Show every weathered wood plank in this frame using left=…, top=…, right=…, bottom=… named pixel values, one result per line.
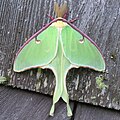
left=0, top=0, right=120, bottom=114
left=74, top=103, right=120, bottom=120
left=0, top=86, right=73, bottom=120
left=0, top=86, right=120, bottom=120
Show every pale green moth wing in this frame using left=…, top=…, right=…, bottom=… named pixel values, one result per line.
left=14, top=26, right=58, bottom=72
left=61, top=25, right=105, bottom=71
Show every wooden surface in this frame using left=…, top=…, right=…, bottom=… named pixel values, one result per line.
left=0, top=0, right=120, bottom=119
left=0, top=85, right=120, bottom=120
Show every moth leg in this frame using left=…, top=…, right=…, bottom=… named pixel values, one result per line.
left=69, top=17, right=79, bottom=23
left=47, top=14, right=54, bottom=20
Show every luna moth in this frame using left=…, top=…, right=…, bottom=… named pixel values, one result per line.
left=13, top=1, right=105, bottom=116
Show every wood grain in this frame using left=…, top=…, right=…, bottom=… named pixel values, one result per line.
left=0, top=86, right=120, bottom=120
left=0, top=86, right=73, bottom=120
left=0, top=0, right=120, bottom=118
left=74, top=102, right=120, bottom=120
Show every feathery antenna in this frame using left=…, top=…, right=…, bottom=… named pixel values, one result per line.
left=54, top=1, right=68, bottom=18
